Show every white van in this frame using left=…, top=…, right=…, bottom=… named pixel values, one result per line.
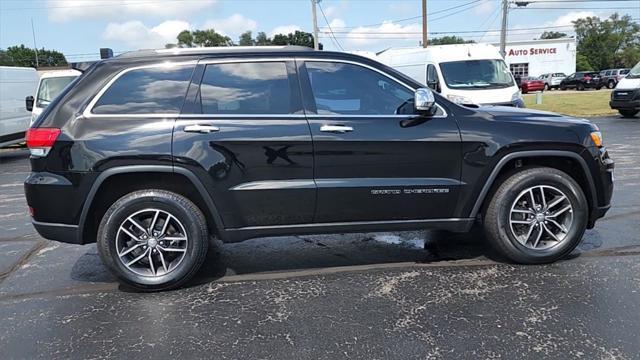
left=610, top=61, right=640, bottom=118
left=377, top=44, right=523, bottom=107
left=28, top=69, right=81, bottom=125
left=0, top=66, right=39, bottom=147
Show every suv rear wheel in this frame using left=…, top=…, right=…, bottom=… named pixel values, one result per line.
left=483, top=167, right=587, bottom=264
left=97, top=189, right=209, bottom=291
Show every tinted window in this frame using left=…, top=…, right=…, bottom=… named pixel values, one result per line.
left=305, top=61, right=414, bottom=115
left=620, top=69, right=629, bottom=75
left=92, top=65, right=193, bottom=114
left=199, top=62, right=291, bottom=114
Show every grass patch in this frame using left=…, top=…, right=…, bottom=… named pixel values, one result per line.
left=523, top=90, right=616, bottom=117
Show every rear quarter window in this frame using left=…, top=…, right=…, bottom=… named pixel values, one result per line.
left=91, top=64, right=194, bottom=115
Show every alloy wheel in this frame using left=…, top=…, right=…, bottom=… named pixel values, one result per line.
left=115, top=208, right=188, bottom=277
left=509, top=185, right=573, bottom=250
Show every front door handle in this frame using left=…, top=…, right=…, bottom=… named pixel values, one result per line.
left=184, top=124, right=220, bottom=134
left=320, top=124, right=354, bottom=133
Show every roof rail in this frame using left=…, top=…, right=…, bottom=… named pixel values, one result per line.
left=116, top=45, right=314, bottom=58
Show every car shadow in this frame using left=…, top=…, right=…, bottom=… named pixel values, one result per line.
left=0, top=147, right=29, bottom=164
left=69, top=229, right=494, bottom=290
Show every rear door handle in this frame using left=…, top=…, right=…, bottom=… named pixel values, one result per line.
left=184, top=124, right=220, bottom=134
left=320, top=124, right=354, bottom=133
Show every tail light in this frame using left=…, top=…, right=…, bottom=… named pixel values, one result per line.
left=584, top=76, right=591, bottom=81
left=26, top=128, right=61, bottom=157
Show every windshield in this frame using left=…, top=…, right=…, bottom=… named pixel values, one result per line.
left=439, top=59, right=514, bottom=90
left=36, top=76, right=77, bottom=108
left=627, top=62, right=640, bottom=79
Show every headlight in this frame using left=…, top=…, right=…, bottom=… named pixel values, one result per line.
left=511, top=90, right=522, bottom=102
left=447, top=94, right=475, bottom=105
left=590, top=131, right=603, bottom=148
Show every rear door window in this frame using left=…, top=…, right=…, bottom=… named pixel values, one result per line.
left=91, top=65, right=194, bottom=115
left=197, top=62, right=292, bottom=114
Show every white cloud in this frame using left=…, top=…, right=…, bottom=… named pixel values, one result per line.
left=474, top=0, right=495, bottom=15
left=102, top=20, right=190, bottom=49
left=202, top=14, right=257, bottom=39
left=344, top=21, right=422, bottom=47
left=549, top=11, right=598, bottom=27
left=49, top=0, right=216, bottom=22
left=329, top=18, right=346, bottom=29
left=270, top=25, right=301, bottom=37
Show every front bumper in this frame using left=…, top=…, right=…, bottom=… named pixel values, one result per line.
left=609, top=99, right=640, bottom=110
left=587, top=147, right=614, bottom=228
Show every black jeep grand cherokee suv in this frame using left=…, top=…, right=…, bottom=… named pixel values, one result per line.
left=25, top=46, right=614, bottom=290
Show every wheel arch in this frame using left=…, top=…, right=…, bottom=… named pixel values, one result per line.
left=78, top=165, right=225, bottom=244
left=469, top=150, right=597, bottom=221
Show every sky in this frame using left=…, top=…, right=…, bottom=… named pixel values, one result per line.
left=0, top=0, right=638, bottom=62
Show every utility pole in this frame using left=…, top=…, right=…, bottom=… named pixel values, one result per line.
left=31, top=18, right=39, bottom=68
left=422, top=0, right=428, bottom=48
left=311, top=0, right=319, bottom=50
left=499, top=0, right=509, bottom=58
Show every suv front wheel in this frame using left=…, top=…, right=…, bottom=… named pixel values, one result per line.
left=483, top=167, right=587, bottom=264
left=97, top=190, right=209, bottom=291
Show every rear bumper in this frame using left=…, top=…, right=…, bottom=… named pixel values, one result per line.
left=609, top=100, right=640, bottom=110
left=32, top=220, right=81, bottom=244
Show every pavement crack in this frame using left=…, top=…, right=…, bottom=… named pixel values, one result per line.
left=0, top=239, right=48, bottom=284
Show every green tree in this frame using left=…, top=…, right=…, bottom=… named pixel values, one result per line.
left=429, top=36, right=474, bottom=45
left=574, top=13, right=640, bottom=70
left=238, top=31, right=255, bottom=46
left=255, top=32, right=271, bottom=45
left=576, top=53, right=594, bottom=71
left=539, top=31, right=567, bottom=40
left=176, top=30, right=194, bottom=48
left=0, top=44, right=67, bottom=67
left=270, top=31, right=316, bottom=48
left=167, top=29, right=233, bottom=48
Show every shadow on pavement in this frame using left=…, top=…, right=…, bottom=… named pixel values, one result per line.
left=0, top=148, right=29, bottom=164
left=68, top=229, right=494, bottom=290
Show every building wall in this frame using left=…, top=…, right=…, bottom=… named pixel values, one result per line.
left=496, top=38, right=577, bottom=78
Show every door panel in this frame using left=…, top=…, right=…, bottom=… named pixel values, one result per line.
left=300, top=60, right=462, bottom=223
left=173, top=60, right=315, bottom=228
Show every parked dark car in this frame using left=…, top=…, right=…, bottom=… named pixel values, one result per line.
left=24, top=46, right=614, bottom=291
left=600, top=68, right=630, bottom=89
left=560, top=72, right=603, bottom=91
left=519, top=77, right=545, bottom=94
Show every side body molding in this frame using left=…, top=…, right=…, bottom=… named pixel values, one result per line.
left=469, top=150, right=598, bottom=218
left=78, top=165, right=225, bottom=242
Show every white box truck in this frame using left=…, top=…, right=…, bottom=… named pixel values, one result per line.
left=0, top=66, right=39, bottom=147
left=377, top=43, right=524, bottom=107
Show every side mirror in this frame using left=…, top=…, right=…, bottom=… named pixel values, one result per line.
left=414, top=88, right=435, bottom=112
left=25, top=96, right=34, bottom=112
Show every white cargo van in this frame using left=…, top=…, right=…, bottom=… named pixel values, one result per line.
left=29, top=69, right=81, bottom=125
left=377, top=44, right=523, bottom=107
left=610, top=61, right=640, bottom=118
left=0, top=66, right=39, bottom=147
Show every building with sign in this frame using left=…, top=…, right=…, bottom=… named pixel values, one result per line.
left=493, top=38, right=577, bottom=79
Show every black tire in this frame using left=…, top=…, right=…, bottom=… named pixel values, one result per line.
left=560, top=85, right=567, bottom=91
left=544, top=83, right=550, bottom=91
left=97, top=189, right=209, bottom=291
left=483, top=167, right=588, bottom=264
left=607, top=80, right=615, bottom=89
left=595, top=86, right=602, bottom=91
left=619, top=109, right=639, bottom=118
left=577, top=83, right=585, bottom=91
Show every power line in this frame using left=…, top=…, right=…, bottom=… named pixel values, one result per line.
left=319, top=0, right=484, bottom=30
left=317, top=1, right=344, bottom=51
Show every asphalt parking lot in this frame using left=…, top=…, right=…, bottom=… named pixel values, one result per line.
left=1, top=115, right=639, bottom=359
